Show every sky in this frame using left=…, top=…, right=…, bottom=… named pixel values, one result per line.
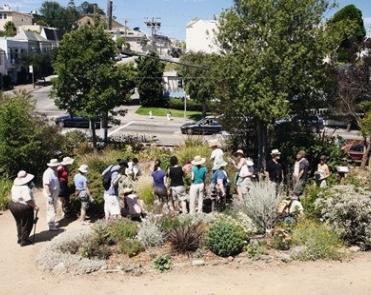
left=8, top=0, right=371, bottom=39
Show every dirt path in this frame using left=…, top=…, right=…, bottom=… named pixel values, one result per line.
left=1, top=191, right=371, bottom=295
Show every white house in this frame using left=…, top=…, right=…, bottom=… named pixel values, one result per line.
left=186, top=19, right=220, bottom=54
left=0, top=5, right=33, bottom=31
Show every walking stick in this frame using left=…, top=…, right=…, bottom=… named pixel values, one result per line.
left=32, top=209, right=39, bottom=244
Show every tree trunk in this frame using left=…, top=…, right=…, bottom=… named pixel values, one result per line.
left=103, top=113, right=109, bottom=145
left=90, top=119, right=98, bottom=152
left=360, top=136, right=370, bottom=170
left=202, top=101, right=207, bottom=117
left=256, top=119, right=268, bottom=173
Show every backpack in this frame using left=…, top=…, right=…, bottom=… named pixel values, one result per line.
left=102, top=165, right=114, bottom=191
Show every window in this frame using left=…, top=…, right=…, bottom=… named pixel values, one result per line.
left=3, top=14, right=7, bottom=19
left=0, top=14, right=2, bottom=19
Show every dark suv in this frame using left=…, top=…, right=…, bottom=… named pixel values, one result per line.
left=181, top=116, right=223, bottom=135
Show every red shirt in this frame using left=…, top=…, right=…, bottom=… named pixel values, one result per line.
left=57, top=165, right=69, bottom=184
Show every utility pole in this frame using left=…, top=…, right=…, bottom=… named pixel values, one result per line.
left=107, top=0, right=113, bottom=30
left=145, top=17, right=161, bottom=53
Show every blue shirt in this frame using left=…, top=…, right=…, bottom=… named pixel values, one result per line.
left=74, top=173, right=87, bottom=191
left=212, top=169, right=228, bottom=187
left=152, top=169, right=166, bottom=188
left=192, top=166, right=208, bottom=184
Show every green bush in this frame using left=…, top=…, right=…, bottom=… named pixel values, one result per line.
left=118, top=239, right=144, bottom=257
left=108, top=219, right=139, bottom=243
left=174, top=141, right=210, bottom=167
left=79, top=237, right=111, bottom=259
left=158, top=215, right=183, bottom=235
left=207, top=219, right=247, bottom=257
left=0, top=91, right=66, bottom=177
left=301, top=184, right=327, bottom=218
left=292, top=219, right=343, bottom=261
left=168, top=98, right=203, bottom=111
left=169, top=222, right=205, bottom=253
left=0, top=178, right=12, bottom=210
left=245, top=242, right=267, bottom=258
left=62, top=131, right=91, bottom=156
left=153, top=255, right=172, bottom=272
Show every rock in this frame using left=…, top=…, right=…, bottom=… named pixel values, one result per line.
left=228, top=256, right=234, bottom=262
left=53, top=262, right=66, bottom=275
left=192, top=259, right=205, bottom=267
left=290, top=246, right=306, bottom=258
left=279, top=253, right=292, bottom=263
left=349, top=246, right=361, bottom=253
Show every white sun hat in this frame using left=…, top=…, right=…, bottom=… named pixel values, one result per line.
left=47, top=159, right=60, bottom=168
left=14, top=170, right=35, bottom=186
left=191, top=155, right=206, bottom=166
left=61, top=157, right=74, bottom=166
left=271, top=149, right=281, bottom=155
left=78, top=164, right=89, bottom=174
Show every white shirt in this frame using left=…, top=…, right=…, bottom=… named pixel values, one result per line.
left=11, top=185, right=33, bottom=205
left=43, top=167, right=60, bottom=192
left=211, top=148, right=224, bottom=165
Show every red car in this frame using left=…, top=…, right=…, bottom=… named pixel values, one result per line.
left=343, top=142, right=370, bottom=164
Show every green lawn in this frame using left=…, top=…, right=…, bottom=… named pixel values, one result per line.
left=136, top=106, right=202, bottom=120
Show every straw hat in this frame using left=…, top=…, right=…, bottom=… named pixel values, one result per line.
left=14, top=170, right=34, bottom=186
left=78, top=164, right=89, bottom=174
left=47, top=159, right=60, bottom=168
left=61, top=157, right=74, bottom=166
left=191, top=155, right=206, bottom=166
left=234, top=149, right=245, bottom=157
left=123, top=187, right=134, bottom=194
left=271, top=149, right=281, bottom=155
left=213, top=160, right=228, bottom=171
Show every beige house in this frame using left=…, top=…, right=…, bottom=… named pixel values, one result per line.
left=0, top=5, right=32, bottom=31
left=77, top=15, right=123, bottom=29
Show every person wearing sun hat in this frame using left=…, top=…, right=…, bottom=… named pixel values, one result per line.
left=209, top=139, right=224, bottom=170
left=266, top=149, right=284, bottom=195
left=57, top=157, right=74, bottom=218
left=189, top=155, right=208, bottom=214
left=74, top=164, right=91, bottom=224
left=43, top=159, right=61, bottom=231
left=9, top=170, right=38, bottom=246
left=211, top=159, right=229, bottom=199
left=230, top=149, right=253, bottom=200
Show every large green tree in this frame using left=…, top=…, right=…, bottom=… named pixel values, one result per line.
left=178, top=52, right=218, bottom=114
left=52, top=26, right=136, bottom=147
left=329, top=4, right=366, bottom=62
left=136, top=52, right=165, bottom=107
left=216, top=0, right=342, bottom=169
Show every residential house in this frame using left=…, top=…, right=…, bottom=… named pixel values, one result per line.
left=109, top=27, right=149, bottom=53
left=19, top=25, right=62, bottom=49
left=186, top=18, right=220, bottom=54
left=77, top=15, right=123, bottom=29
left=0, top=5, right=33, bottom=31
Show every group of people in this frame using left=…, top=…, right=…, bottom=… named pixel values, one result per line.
left=8, top=139, right=332, bottom=247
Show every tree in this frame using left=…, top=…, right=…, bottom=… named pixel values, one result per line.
left=20, top=50, right=55, bottom=81
left=361, top=112, right=371, bottom=169
left=78, top=1, right=105, bottom=15
left=52, top=26, right=136, bottom=148
left=39, top=1, right=79, bottom=32
left=136, top=52, right=165, bottom=107
left=3, top=21, right=16, bottom=37
left=329, top=5, right=366, bottom=62
left=116, top=36, right=125, bottom=52
left=0, top=91, right=64, bottom=177
left=178, top=52, right=218, bottom=114
left=216, top=0, right=342, bottom=170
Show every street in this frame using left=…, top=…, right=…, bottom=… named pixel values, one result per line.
left=32, top=85, right=188, bottom=146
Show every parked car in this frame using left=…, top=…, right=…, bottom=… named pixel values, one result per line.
left=181, top=116, right=223, bottom=135
left=276, top=115, right=324, bottom=132
left=346, top=143, right=370, bottom=164
left=55, top=115, right=101, bottom=129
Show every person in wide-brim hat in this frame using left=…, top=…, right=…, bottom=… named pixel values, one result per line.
left=271, top=149, right=281, bottom=156
left=234, top=149, right=245, bottom=157
left=191, top=155, right=206, bottom=166
left=208, top=139, right=221, bottom=148
left=78, top=164, right=89, bottom=174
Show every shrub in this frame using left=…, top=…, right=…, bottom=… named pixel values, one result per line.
left=168, top=98, right=203, bottom=111
left=168, top=222, right=205, bottom=253
left=158, top=215, right=183, bottom=235
left=135, top=176, right=154, bottom=206
left=118, top=239, right=144, bottom=257
left=108, top=219, right=139, bottom=243
left=0, top=178, right=12, bottom=210
left=137, top=218, right=165, bottom=248
left=62, top=131, right=91, bottom=155
left=207, top=219, right=247, bottom=257
left=245, top=242, right=267, bottom=258
left=301, top=184, right=326, bottom=218
left=316, top=185, right=371, bottom=250
left=174, top=141, right=210, bottom=167
left=0, top=91, right=66, bottom=177
left=270, top=225, right=292, bottom=251
left=91, top=220, right=113, bottom=245
left=291, top=219, right=343, bottom=261
left=153, top=255, right=172, bottom=272
left=236, top=182, right=283, bottom=233
left=79, top=237, right=111, bottom=260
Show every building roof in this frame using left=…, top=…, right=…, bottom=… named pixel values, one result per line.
left=12, top=30, right=48, bottom=42
left=77, top=15, right=124, bottom=29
